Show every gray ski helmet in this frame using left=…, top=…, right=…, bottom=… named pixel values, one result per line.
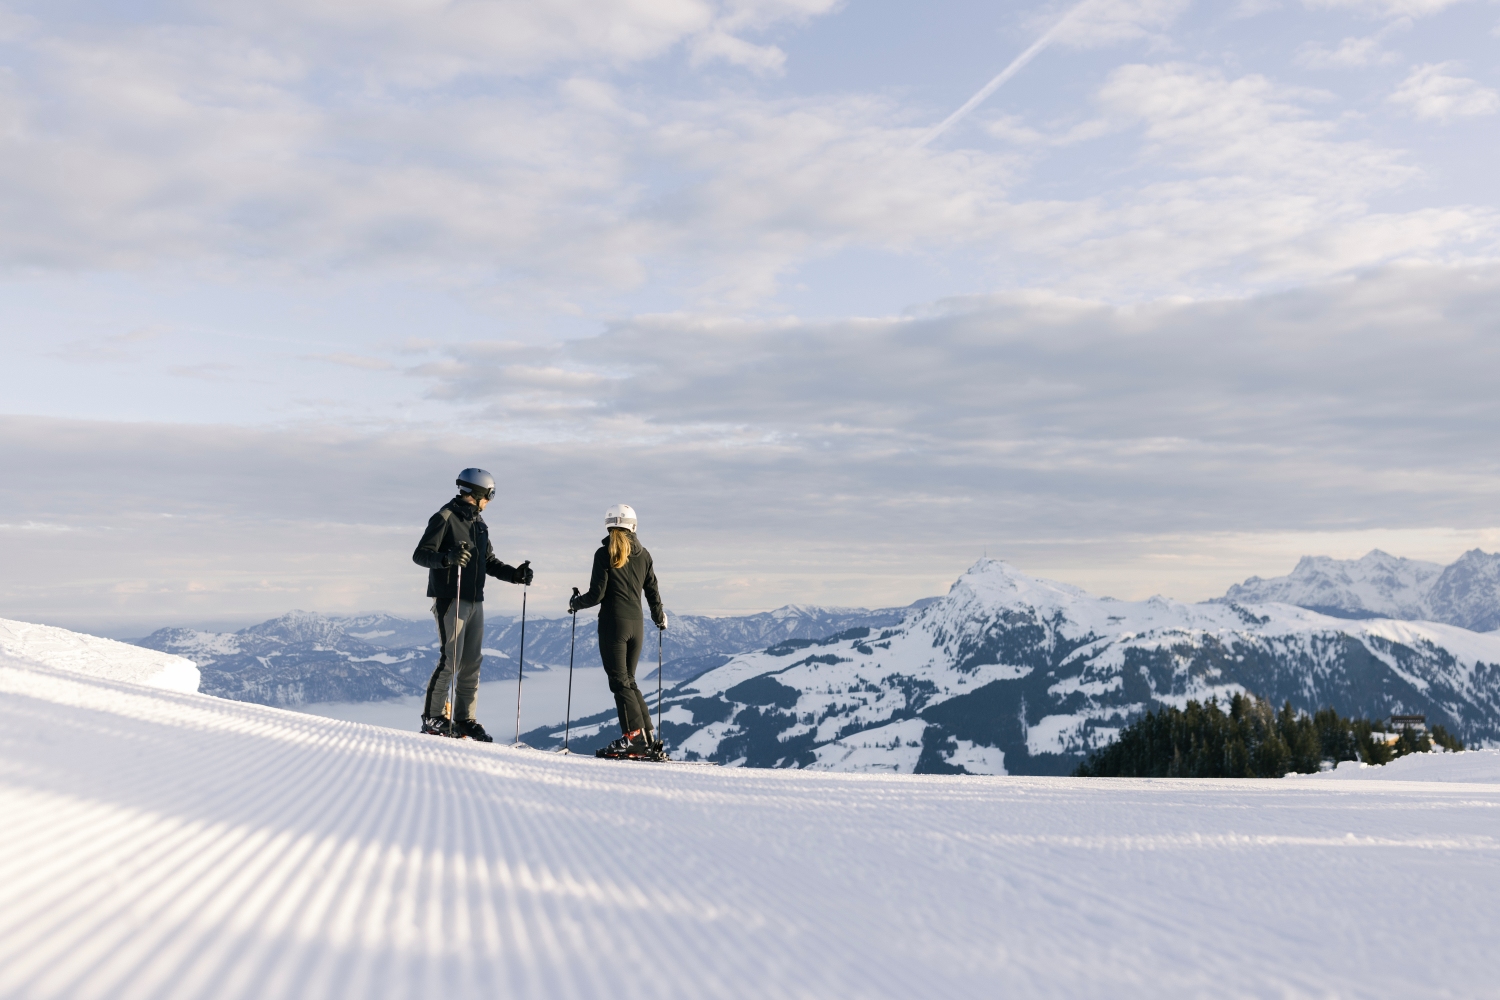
left=455, top=468, right=496, bottom=501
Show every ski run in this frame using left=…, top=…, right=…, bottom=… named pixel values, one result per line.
left=3, top=618, right=1499, bottom=999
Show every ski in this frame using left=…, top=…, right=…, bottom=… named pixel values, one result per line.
left=590, top=743, right=723, bottom=765
left=594, top=744, right=670, bottom=763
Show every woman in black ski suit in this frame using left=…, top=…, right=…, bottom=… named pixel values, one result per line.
left=569, top=504, right=666, bottom=756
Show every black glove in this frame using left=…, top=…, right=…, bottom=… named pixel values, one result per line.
left=511, top=560, right=533, bottom=586
left=446, top=543, right=473, bottom=569
left=656, top=613, right=668, bottom=631
left=567, top=587, right=580, bottom=614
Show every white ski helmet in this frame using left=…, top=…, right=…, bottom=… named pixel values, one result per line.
left=605, top=503, right=637, bottom=532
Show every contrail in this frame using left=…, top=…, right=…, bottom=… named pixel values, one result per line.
left=915, top=0, right=1095, bottom=149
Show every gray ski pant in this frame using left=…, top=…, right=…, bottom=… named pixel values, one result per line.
left=425, top=598, right=484, bottom=721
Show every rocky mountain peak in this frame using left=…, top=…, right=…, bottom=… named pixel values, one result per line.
left=239, top=610, right=349, bottom=647
left=1427, top=549, right=1500, bottom=632
left=1223, top=549, right=1443, bottom=620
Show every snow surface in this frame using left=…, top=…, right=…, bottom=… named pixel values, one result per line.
left=3, top=626, right=1500, bottom=999
left=0, top=617, right=198, bottom=693
left=1299, top=749, right=1500, bottom=783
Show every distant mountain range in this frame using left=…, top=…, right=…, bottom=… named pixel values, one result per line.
left=131, top=600, right=938, bottom=707
left=132, top=611, right=440, bottom=706
left=126, top=548, right=1500, bottom=775
left=1220, top=548, right=1500, bottom=631
left=524, top=560, right=1500, bottom=773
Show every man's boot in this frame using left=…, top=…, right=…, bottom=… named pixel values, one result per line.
left=421, top=715, right=456, bottom=737
left=453, top=719, right=494, bottom=743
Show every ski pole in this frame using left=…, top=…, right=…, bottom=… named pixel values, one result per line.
left=563, top=587, right=579, bottom=751
left=513, top=586, right=528, bottom=745
left=656, top=626, right=663, bottom=747
left=447, top=542, right=466, bottom=737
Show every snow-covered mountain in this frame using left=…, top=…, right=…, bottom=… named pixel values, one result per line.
left=529, top=560, right=1500, bottom=773
left=133, top=610, right=438, bottom=706
left=1221, top=548, right=1500, bottom=630
left=1222, top=550, right=1442, bottom=619
left=487, top=599, right=936, bottom=683
left=1427, top=549, right=1500, bottom=632
left=131, top=601, right=937, bottom=707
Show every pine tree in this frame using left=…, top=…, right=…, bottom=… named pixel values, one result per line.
left=1431, top=724, right=1465, bottom=752
left=1074, top=695, right=1465, bottom=778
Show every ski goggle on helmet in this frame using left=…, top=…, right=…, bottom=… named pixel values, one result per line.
left=605, top=504, right=637, bottom=532
left=456, top=468, right=496, bottom=501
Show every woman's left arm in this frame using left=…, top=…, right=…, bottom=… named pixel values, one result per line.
left=644, top=554, right=665, bottom=629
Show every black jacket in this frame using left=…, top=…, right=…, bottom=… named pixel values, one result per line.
left=573, top=535, right=664, bottom=627
left=412, top=498, right=520, bottom=601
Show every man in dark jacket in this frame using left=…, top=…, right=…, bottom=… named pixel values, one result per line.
left=412, top=468, right=533, bottom=740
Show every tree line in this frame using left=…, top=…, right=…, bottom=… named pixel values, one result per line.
left=1074, top=693, right=1465, bottom=779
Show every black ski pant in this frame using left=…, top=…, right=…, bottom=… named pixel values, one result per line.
left=598, top=615, right=651, bottom=736
left=425, top=598, right=484, bottom=721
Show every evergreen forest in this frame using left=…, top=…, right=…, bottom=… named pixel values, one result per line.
left=1074, top=694, right=1465, bottom=778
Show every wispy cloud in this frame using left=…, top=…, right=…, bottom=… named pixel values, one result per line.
left=303, top=353, right=395, bottom=371
left=49, top=329, right=162, bottom=363
left=1390, top=62, right=1500, bottom=121
left=917, top=0, right=1191, bottom=149
left=1296, top=32, right=1404, bottom=68
left=167, top=363, right=237, bottom=381
left=1303, top=0, right=1475, bottom=17
left=0, top=1, right=1492, bottom=311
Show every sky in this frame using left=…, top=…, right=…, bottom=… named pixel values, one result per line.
left=2, top=0, right=1498, bottom=635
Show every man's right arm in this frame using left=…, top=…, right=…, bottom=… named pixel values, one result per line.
left=412, top=511, right=452, bottom=569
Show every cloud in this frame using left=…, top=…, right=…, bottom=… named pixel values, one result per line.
left=6, top=263, right=1499, bottom=627
left=688, top=31, right=788, bottom=74
left=407, top=266, right=1500, bottom=535
left=168, top=362, right=237, bottom=380
left=1295, top=33, right=1402, bottom=68
left=1049, top=0, right=1194, bottom=48
left=416, top=265, right=1500, bottom=480
left=1302, top=0, right=1474, bottom=17
left=689, top=0, right=842, bottom=73
left=1050, top=63, right=1496, bottom=289
left=304, top=353, right=396, bottom=371
left=194, top=0, right=836, bottom=83
left=1390, top=62, right=1500, bottom=121
left=0, top=3, right=1492, bottom=313
left=1098, top=64, right=1399, bottom=186
left=49, top=328, right=162, bottom=363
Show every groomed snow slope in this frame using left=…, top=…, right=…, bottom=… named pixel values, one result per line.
left=0, top=617, right=198, bottom=693
left=3, top=637, right=1500, bottom=999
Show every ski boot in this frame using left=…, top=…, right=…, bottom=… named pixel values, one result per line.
left=420, top=715, right=459, bottom=738
left=596, top=731, right=650, bottom=759
left=452, top=719, right=494, bottom=743
left=596, top=731, right=668, bottom=761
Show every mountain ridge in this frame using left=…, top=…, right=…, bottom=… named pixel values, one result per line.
left=1220, top=548, right=1500, bottom=631
left=527, top=559, right=1500, bottom=773
left=131, top=599, right=939, bottom=707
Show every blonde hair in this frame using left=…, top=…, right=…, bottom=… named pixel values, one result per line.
left=608, top=527, right=634, bottom=569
